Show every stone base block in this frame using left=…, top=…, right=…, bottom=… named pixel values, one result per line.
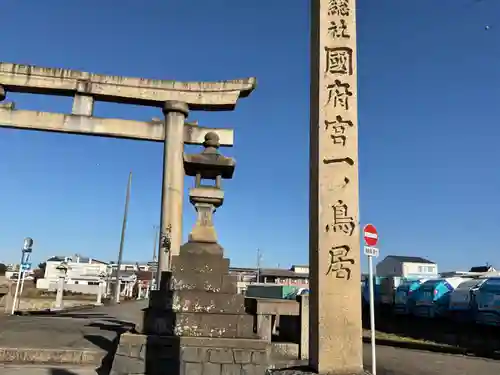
left=174, top=312, right=255, bottom=338
left=111, top=332, right=270, bottom=375
left=171, top=251, right=229, bottom=275
left=172, top=290, right=246, bottom=314
left=172, top=272, right=237, bottom=294
left=140, top=308, right=256, bottom=339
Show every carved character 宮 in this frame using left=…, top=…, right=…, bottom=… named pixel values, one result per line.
left=325, top=115, right=353, bottom=146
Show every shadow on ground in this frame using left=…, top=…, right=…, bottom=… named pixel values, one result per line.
left=84, top=320, right=136, bottom=374
left=363, top=305, right=500, bottom=358
left=49, top=370, right=85, bottom=375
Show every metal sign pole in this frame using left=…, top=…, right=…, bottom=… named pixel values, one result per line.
left=11, top=263, right=23, bottom=315
left=368, top=254, right=377, bottom=375
left=363, top=223, right=379, bottom=375
left=17, top=253, right=31, bottom=311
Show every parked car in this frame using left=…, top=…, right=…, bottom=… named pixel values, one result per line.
left=412, top=277, right=467, bottom=318
left=448, top=278, right=485, bottom=322
left=476, top=277, right=500, bottom=326
left=394, top=278, right=428, bottom=315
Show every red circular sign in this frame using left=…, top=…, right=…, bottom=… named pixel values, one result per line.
left=363, top=224, right=378, bottom=247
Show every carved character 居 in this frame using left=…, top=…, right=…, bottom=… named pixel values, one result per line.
left=326, top=245, right=355, bottom=279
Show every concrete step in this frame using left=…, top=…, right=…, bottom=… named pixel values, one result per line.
left=0, top=364, right=99, bottom=374
left=0, top=348, right=107, bottom=366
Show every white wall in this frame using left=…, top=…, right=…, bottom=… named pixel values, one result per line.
left=44, top=260, right=107, bottom=280
left=292, top=266, right=309, bottom=274
left=108, top=263, right=150, bottom=272
left=403, top=262, right=438, bottom=277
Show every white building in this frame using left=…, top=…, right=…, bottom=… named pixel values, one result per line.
left=108, top=262, right=150, bottom=272
left=376, top=255, right=438, bottom=279
left=37, top=255, right=152, bottom=296
left=37, top=255, right=109, bottom=294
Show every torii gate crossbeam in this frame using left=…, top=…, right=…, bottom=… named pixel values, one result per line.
left=0, top=63, right=256, bottom=280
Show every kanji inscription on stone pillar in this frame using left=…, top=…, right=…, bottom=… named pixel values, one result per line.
left=309, top=0, right=363, bottom=373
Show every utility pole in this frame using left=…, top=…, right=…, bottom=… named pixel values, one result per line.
left=256, top=249, right=263, bottom=283
left=114, top=171, right=132, bottom=304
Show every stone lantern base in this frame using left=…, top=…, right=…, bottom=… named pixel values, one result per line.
left=111, top=241, right=270, bottom=375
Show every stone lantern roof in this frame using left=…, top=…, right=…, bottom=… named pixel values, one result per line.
left=183, top=132, right=235, bottom=181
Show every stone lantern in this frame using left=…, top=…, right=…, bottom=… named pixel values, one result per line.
left=54, top=261, right=69, bottom=310
left=117, top=132, right=269, bottom=375
left=142, top=132, right=255, bottom=336
left=182, top=131, right=235, bottom=252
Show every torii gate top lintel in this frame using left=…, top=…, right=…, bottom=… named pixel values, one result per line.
left=0, top=62, right=257, bottom=110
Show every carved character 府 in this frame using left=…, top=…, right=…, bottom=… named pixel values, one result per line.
left=326, top=80, right=353, bottom=110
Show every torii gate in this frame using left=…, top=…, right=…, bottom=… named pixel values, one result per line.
left=1, top=0, right=364, bottom=371
left=0, top=63, right=256, bottom=281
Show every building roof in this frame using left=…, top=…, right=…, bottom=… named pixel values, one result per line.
left=259, top=268, right=309, bottom=278
left=469, top=266, right=495, bottom=273
left=385, top=255, right=435, bottom=264
left=229, top=267, right=257, bottom=273
left=46, top=255, right=108, bottom=264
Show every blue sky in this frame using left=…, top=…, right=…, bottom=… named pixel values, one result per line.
left=1, top=0, right=499, bottom=272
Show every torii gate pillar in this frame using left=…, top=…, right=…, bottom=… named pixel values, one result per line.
left=158, top=100, right=189, bottom=273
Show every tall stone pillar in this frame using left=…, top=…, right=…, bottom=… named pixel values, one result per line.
left=157, top=100, right=189, bottom=281
left=310, top=0, right=363, bottom=374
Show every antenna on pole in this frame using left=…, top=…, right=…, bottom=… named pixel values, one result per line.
left=256, top=249, right=263, bottom=283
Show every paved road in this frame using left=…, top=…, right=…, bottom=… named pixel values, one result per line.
left=2, top=301, right=500, bottom=374
left=366, top=345, right=500, bottom=375
left=4, top=348, right=500, bottom=375
left=0, top=300, right=147, bottom=351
